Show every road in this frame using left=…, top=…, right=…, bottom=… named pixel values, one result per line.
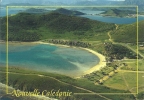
left=107, top=24, right=144, bottom=58
left=0, top=71, right=111, bottom=100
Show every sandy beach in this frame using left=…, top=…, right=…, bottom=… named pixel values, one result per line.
left=81, top=48, right=106, bottom=75
left=0, top=41, right=106, bottom=76
left=33, top=41, right=71, bottom=48
left=33, top=41, right=106, bottom=75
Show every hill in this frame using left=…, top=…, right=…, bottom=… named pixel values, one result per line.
left=24, top=8, right=50, bottom=13
left=101, top=9, right=136, bottom=17
left=0, top=66, right=135, bottom=100
left=52, top=8, right=85, bottom=15
left=111, top=20, right=144, bottom=43
left=0, top=12, right=115, bottom=41
left=23, top=8, right=85, bottom=15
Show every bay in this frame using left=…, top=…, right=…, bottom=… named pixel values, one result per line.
left=0, top=8, right=26, bottom=17
left=77, top=10, right=144, bottom=24
left=0, top=43, right=99, bottom=76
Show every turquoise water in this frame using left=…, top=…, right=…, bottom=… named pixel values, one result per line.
left=0, top=43, right=99, bottom=76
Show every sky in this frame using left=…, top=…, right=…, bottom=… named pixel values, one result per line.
left=108, top=0, right=125, bottom=1
left=0, top=0, right=125, bottom=5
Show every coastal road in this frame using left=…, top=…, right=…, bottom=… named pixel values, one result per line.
left=118, top=70, right=144, bottom=73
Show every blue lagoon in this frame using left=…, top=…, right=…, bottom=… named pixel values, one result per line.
left=0, top=42, right=100, bottom=76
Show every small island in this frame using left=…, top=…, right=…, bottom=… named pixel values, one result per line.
left=24, top=8, right=50, bottom=13
left=100, top=8, right=137, bottom=18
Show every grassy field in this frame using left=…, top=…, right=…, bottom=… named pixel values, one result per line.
left=104, top=71, right=144, bottom=93
left=120, top=59, right=144, bottom=71
left=0, top=66, right=136, bottom=100
left=139, top=47, right=144, bottom=56
left=86, top=41, right=105, bottom=54
left=104, top=72, right=136, bottom=91
left=0, top=66, right=125, bottom=92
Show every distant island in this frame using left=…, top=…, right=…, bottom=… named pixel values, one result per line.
left=100, top=9, right=137, bottom=18
left=24, top=8, right=50, bottom=13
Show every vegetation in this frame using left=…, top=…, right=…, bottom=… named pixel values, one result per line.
left=101, top=8, right=136, bottom=17
left=0, top=67, right=123, bottom=93
left=0, top=12, right=115, bottom=41
left=43, top=39, right=91, bottom=48
left=103, top=72, right=137, bottom=92
left=0, top=66, right=136, bottom=100
left=83, top=66, right=115, bottom=84
left=104, top=43, right=140, bottom=61
left=24, top=8, right=50, bottom=13
left=137, top=91, right=144, bottom=100
left=104, top=72, right=144, bottom=94
left=111, top=21, right=144, bottom=43
left=62, top=94, right=135, bottom=100
left=52, top=8, right=85, bottom=15
left=120, top=59, right=144, bottom=71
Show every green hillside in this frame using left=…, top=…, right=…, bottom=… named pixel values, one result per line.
left=52, top=8, right=85, bottom=15
left=0, top=66, right=135, bottom=100
left=0, top=12, right=115, bottom=41
left=111, top=20, right=144, bottom=43
left=23, top=8, right=85, bottom=15
left=24, top=8, right=50, bottom=13
left=101, top=9, right=136, bottom=17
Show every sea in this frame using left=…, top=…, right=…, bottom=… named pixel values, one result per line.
left=77, top=10, right=144, bottom=24
left=0, top=43, right=99, bottom=76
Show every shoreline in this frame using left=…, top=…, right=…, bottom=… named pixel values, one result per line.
left=33, top=41, right=106, bottom=75
left=0, top=41, right=106, bottom=76
left=81, top=48, right=106, bottom=75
